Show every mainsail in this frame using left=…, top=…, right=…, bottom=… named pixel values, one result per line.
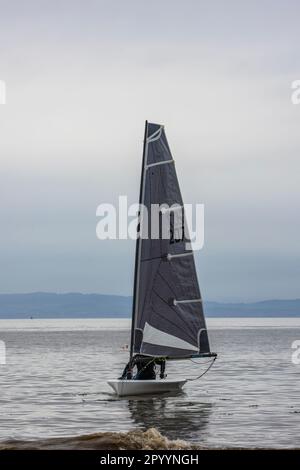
left=130, top=121, right=212, bottom=359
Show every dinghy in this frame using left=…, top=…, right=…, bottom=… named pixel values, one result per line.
left=107, top=121, right=217, bottom=397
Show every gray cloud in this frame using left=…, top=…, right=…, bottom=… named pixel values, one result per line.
left=0, top=0, right=299, bottom=300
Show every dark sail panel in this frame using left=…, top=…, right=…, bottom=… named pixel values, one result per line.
left=132, top=122, right=210, bottom=358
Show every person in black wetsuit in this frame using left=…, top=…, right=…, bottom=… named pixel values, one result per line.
left=136, top=358, right=156, bottom=380
left=120, top=356, right=166, bottom=380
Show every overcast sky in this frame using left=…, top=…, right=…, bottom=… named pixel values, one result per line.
left=0, top=0, right=299, bottom=301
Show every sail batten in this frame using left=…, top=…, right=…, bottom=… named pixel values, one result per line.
left=167, top=252, right=193, bottom=260
left=146, top=159, right=174, bottom=169
left=131, top=122, right=211, bottom=359
left=173, top=298, right=202, bottom=305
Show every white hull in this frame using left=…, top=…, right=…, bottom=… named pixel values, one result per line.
left=107, top=379, right=187, bottom=397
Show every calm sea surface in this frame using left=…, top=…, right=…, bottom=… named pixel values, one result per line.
left=0, top=318, right=299, bottom=448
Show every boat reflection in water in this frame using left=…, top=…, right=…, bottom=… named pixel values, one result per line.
left=127, top=393, right=213, bottom=442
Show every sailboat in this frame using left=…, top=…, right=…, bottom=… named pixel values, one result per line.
left=108, top=121, right=217, bottom=396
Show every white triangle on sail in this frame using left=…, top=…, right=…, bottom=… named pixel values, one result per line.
left=142, top=322, right=199, bottom=352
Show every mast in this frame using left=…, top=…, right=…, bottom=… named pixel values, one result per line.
left=129, top=120, right=148, bottom=360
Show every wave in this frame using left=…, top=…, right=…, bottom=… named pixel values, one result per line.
left=0, top=428, right=198, bottom=450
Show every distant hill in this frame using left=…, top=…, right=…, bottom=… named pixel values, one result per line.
left=204, top=299, right=300, bottom=317
left=0, top=293, right=299, bottom=318
left=0, top=293, right=131, bottom=318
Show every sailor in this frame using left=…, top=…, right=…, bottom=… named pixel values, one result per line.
left=120, top=356, right=166, bottom=380
left=135, top=357, right=156, bottom=380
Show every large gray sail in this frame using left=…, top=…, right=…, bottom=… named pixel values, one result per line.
left=131, top=122, right=211, bottom=359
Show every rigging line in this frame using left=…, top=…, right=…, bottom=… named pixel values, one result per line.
left=186, top=357, right=217, bottom=382
left=189, top=358, right=215, bottom=365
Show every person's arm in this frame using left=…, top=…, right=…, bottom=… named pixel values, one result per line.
left=119, top=362, right=129, bottom=379
left=120, top=357, right=136, bottom=379
left=159, top=360, right=166, bottom=379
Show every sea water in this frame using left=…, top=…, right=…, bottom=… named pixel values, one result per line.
left=0, top=318, right=299, bottom=448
